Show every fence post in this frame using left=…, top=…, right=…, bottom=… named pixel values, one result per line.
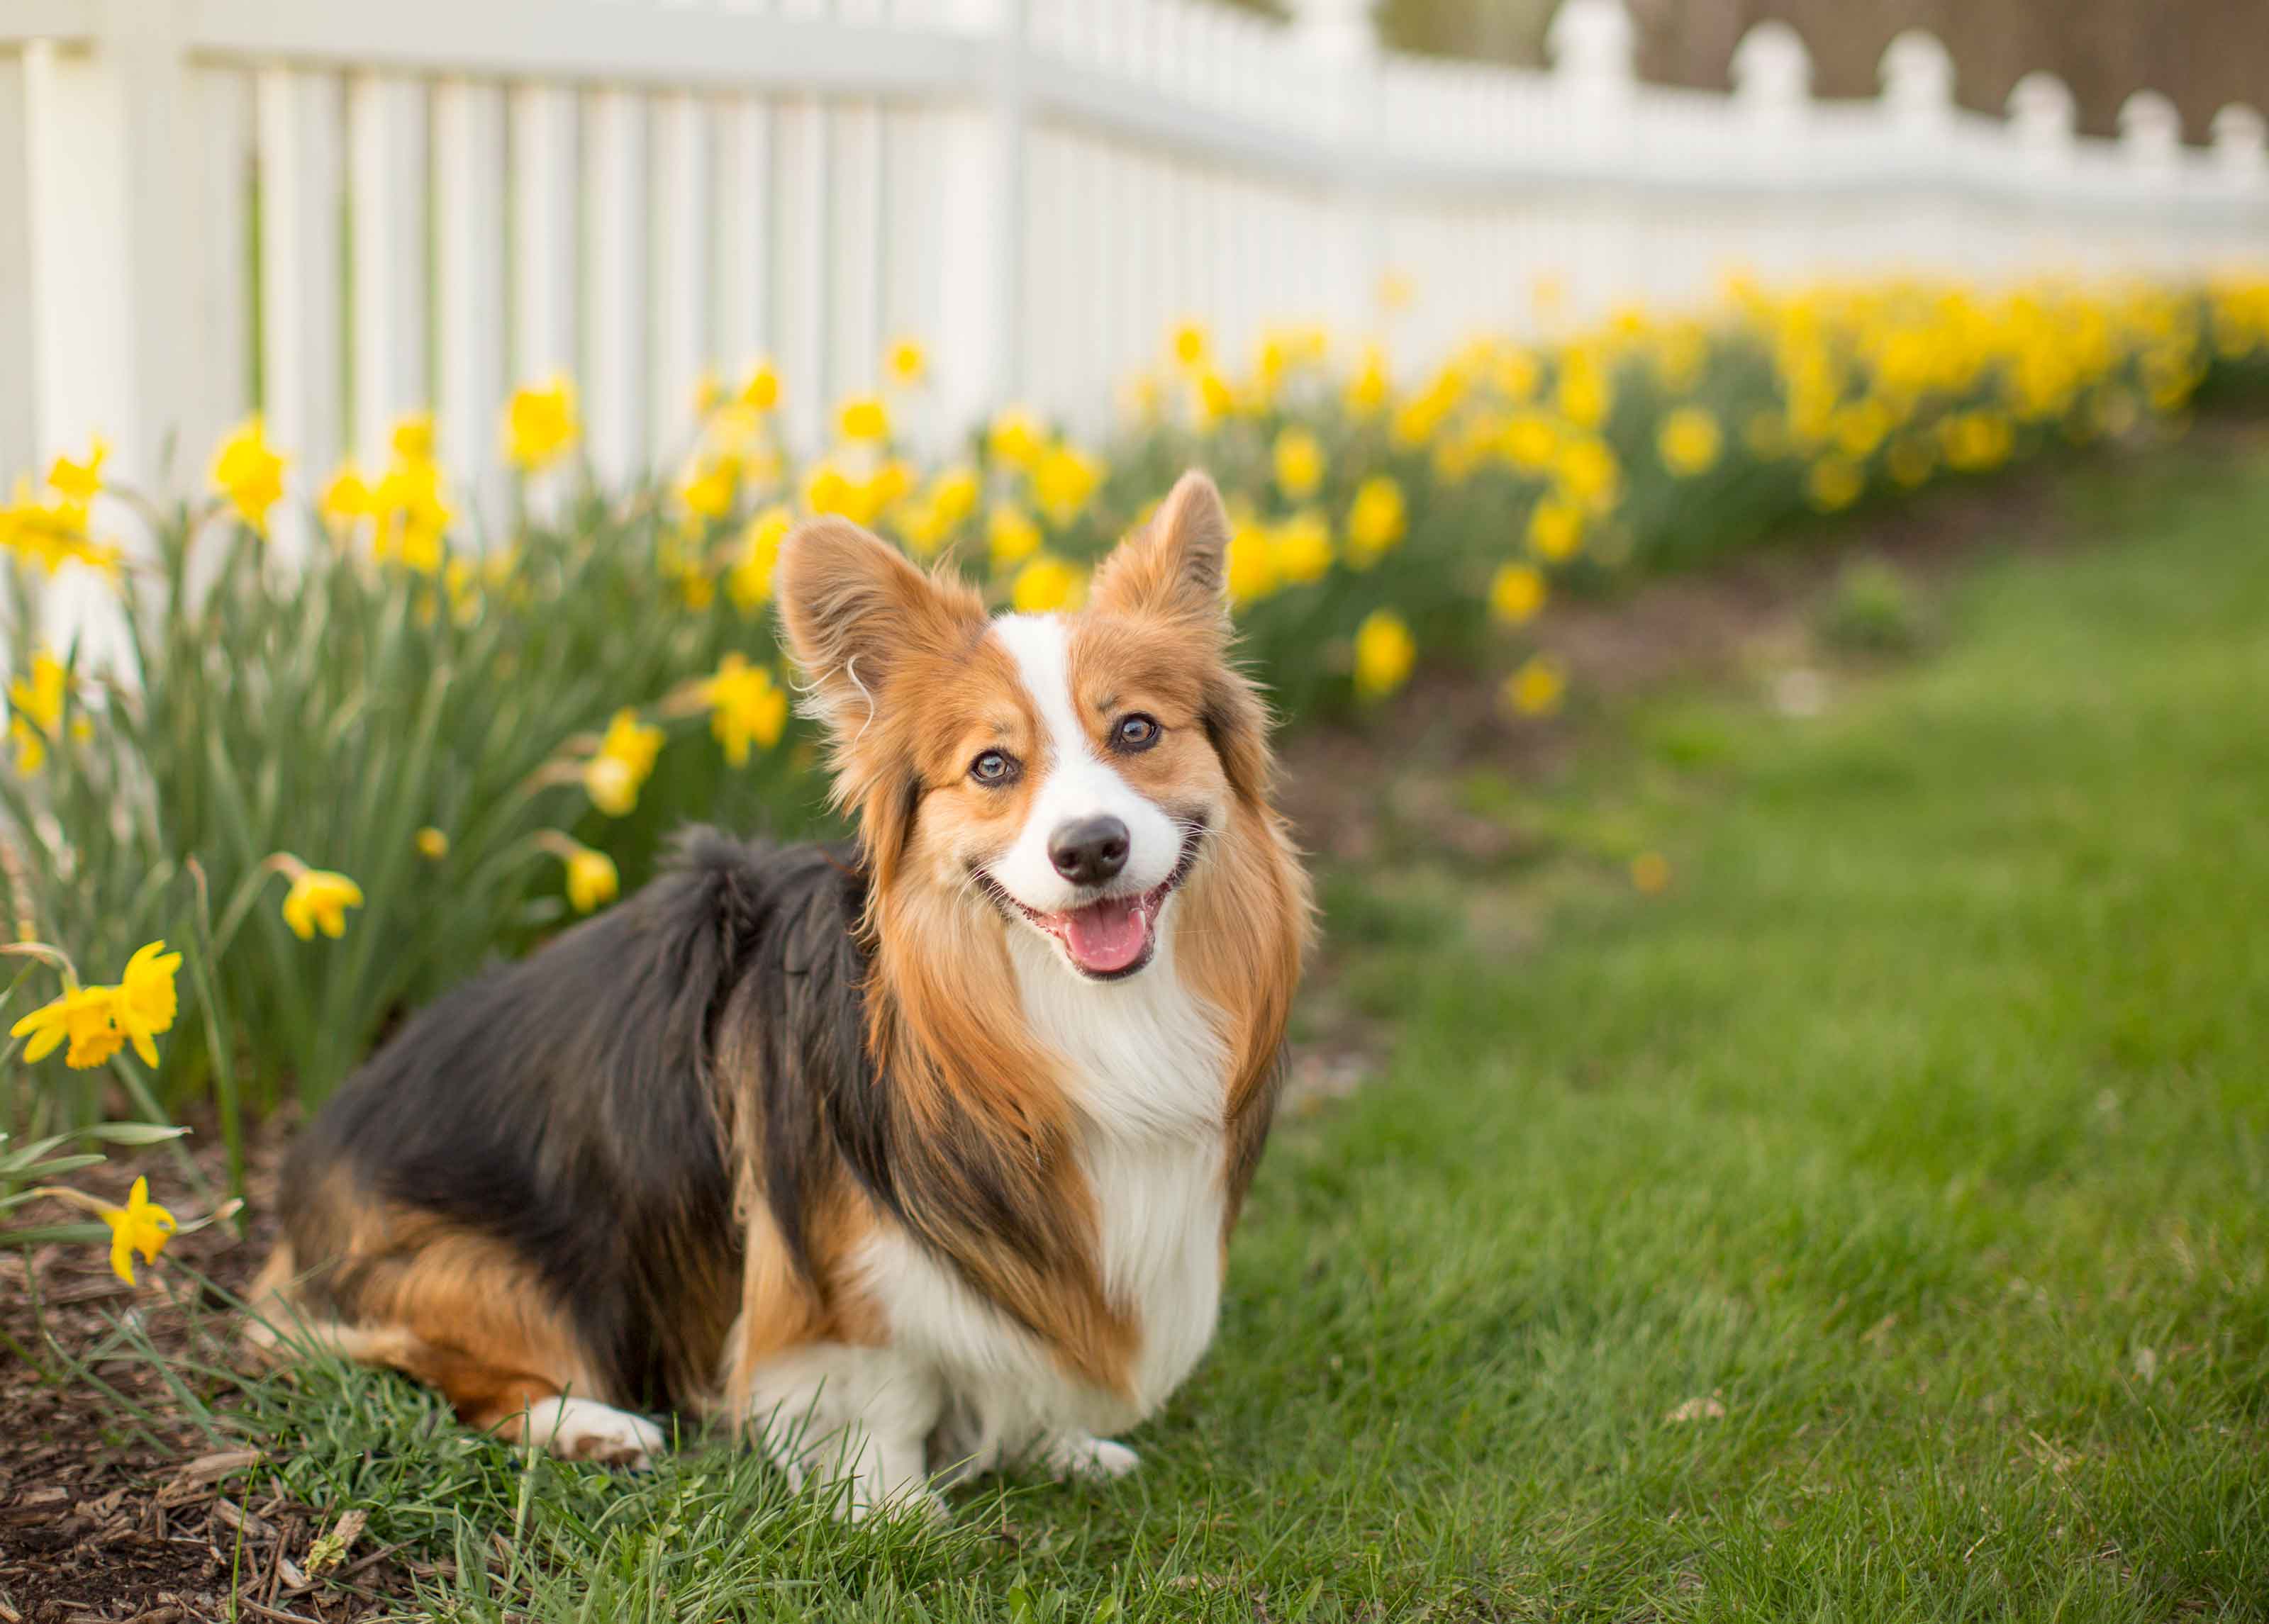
left=21, top=0, right=199, bottom=487
left=1289, top=0, right=1382, bottom=345
left=1547, top=0, right=1635, bottom=146
left=2211, top=104, right=2267, bottom=186
left=1880, top=30, right=1954, bottom=147
left=2007, top=72, right=2075, bottom=173
left=933, top=0, right=1028, bottom=434
left=1731, top=21, right=1810, bottom=156
left=2117, top=91, right=2182, bottom=176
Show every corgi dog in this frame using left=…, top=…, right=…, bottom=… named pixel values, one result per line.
left=252, top=471, right=1310, bottom=1517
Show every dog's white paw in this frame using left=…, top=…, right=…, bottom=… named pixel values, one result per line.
left=527, top=1397, right=666, bottom=1469
left=1040, top=1433, right=1141, bottom=1483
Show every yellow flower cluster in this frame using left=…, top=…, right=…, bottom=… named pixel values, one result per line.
left=321, top=413, right=455, bottom=573
left=11, top=941, right=180, bottom=1070
left=1, top=437, right=122, bottom=576
left=582, top=709, right=664, bottom=817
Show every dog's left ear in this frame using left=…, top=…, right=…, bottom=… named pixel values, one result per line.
left=1089, top=469, right=1231, bottom=631
left=775, top=517, right=984, bottom=744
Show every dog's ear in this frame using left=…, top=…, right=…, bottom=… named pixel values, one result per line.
left=775, top=517, right=983, bottom=744
left=1089, top=469, right=1231, bottom=630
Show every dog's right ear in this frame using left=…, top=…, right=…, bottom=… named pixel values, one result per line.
left=775, top=517, right=982, bottom=744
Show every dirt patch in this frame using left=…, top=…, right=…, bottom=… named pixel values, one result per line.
left=0, top=1124, right=425, bottom=1622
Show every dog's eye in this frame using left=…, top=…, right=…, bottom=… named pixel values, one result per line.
left=970, top=749, right=1019, bottom=785
left=1112, top=714, right=1161, bottom=752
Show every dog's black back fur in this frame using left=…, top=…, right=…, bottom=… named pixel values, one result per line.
left=281, top=830, right=872, bottom=1411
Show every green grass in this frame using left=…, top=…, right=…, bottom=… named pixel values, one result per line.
left=134, top=446, right=2269, bottom=1619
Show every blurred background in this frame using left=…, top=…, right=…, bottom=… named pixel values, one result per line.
left=1380, top=0, right=2266, bottom=140
left=5, top=0, right=2265, bottom=500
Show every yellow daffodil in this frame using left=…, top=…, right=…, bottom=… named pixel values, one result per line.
left=562, top=841, right=620, bottom=914
left=729, top=505, right=793, bottom=613
left=108, top=940, right=181, bottom=1068
left=503, top=376, right=579, bottom=471
left=47, top=436, right=106, bottom=508
left=1344, top=346, right=1390, bottom=418
left=282, top=867, right=365, bottom=941
left=837, top=395, right=891, bottom=442
left=1193, top=369, right=1238, bottom=427
left=703, top=654, right=790, bottom=766
left=1012, top=554, right=1083, bottom=615
left=1555, top=355, right=1611, bottom=429
left=1498, top=411, right=1558, bottom=474
left=1269, top=512, right=1334, bottom=586
left=988, top=407, right=1044, bottom=470
left=887, top=339, right=928, bottom=386
left=1273, top=427, right=1325, bottom=502
left=1031, top=444, right=1103, bottom=527
left=211, top=415, right=287, bottom=534
left=582, top=710, right=663, bottom=817
left=103, top=1177, right=177, bottom=1285
left=1505, top=655, right=1566, bottom=717
left=1657, top=406, right=1723, bottom=476
left=1352, top=610, right=1417, bottom=700
left=1226, top=522, right=1279, bottom=607
left=1169, top=320, right=1210, bottom=369
left=988, top=504, right=1042, bottom=570
left=679, top=454, right=740, bottom=521
left=1527, top=498, right=1585, bottom=562
left=1, top=477, right=118, bottom=576
left=1555, top=437, right=1620, bottom=512
left=1344, top=476, right=1407, bottom=569
left=739, top=360, right=781, bottom=413
left=390, top=411, right=436, bottom=464
left=319, top=463, right=373, bottom=530
left=11, top=983, right=122, bottom=1070
left=416, top=827, right=450, bottom=860
left=928, top=466, right=981, bottom=531
left=1492, top=348, right=1541, bottom=402
left=1489, top=562, right=1547, bottom=625
left=9, top=650, right=69, bottom=775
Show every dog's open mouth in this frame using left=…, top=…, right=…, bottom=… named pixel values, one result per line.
left=980, top=829, right=1203, bottom=980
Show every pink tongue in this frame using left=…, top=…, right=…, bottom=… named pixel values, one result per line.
left=1061, top=896, right=1149, bottom=973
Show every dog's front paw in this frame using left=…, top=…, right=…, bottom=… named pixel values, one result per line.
left=529, top=1398, right=667, bottom=1469
left=1040, top=1433, right=1141, bottom=1484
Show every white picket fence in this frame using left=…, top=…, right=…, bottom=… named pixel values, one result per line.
left=4, top=0, right=2267, bottom=525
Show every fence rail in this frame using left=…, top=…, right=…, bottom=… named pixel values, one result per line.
left=3, top=0, right=2265, bottom=523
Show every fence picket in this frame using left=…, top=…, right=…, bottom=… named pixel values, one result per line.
left=436, top=77, right=509, bottom=531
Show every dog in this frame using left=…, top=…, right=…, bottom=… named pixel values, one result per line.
left=250, top=471, right=1310, bottom=1517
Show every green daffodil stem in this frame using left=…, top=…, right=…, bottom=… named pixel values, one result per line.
left=99, top=1055, right=208, bottom=1206
left=186, top=861, right=245, bottom=1210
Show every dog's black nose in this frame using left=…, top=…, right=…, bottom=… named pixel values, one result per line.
left=1049, top=815, right=1130, bottom=885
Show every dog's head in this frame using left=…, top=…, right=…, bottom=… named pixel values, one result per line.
left=776, top=471, right=1273, bottom=982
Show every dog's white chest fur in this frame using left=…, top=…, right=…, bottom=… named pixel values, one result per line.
left=858, top=924, right=1230, bottom=1458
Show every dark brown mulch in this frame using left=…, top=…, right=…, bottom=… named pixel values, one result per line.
left=0, top=1123, right=425, bottom=1622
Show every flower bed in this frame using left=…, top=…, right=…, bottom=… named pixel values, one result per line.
left=2, top=273, right=2265, bottom=1190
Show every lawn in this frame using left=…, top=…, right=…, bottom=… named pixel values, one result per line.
left=89, top=444, right=2269, bottom=1619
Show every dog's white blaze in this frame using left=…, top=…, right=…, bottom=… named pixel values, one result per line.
left=986, top=613, right=1184, bottom=917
